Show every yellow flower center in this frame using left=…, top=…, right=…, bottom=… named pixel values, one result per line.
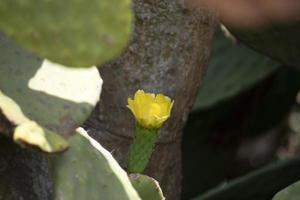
left=149, top=103, right=160, bottom=117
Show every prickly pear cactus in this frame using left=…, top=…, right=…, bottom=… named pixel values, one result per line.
left=229, top=23, right=300, bottom=68
left=273, top=180, right=300, bottom=200
left=50, top=128, right=141, bottom=200
left=193, top=31, right=279, bottom=110
left=129, top=174, right=165, bottom=200
left=0, top=0, right=132, bottom=67
left=0, top=34, right=101, bottom=151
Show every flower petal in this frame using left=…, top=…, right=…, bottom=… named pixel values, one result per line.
left=127, top=90, right=174, bottom=129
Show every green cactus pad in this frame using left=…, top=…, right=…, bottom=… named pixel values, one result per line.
left=0, top=0, right=132, bottom=67
left=129, top=174, right=165, bottom=200
left=229, top=23, right=300, bottom=68
left=273, top=180, right=300, bottom=200
left=128, top=126, right=159, bottom=173
left=0, top=88, right=68, bottom=153
left=50, top=129, right=141, bottom=200
left=14, top=121, right=68, bottom=153
left=0, top=34, right=101, bottom=138
left=193, top=31, right=279, bottom=110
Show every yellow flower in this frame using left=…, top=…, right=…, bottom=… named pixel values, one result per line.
left=127, top=90, right=174, bottom=129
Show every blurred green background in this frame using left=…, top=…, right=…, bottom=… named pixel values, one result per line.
left=182, top=29, right=300, bottom=200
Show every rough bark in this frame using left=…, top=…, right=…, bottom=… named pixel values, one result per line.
left=0, top=112, right=13, bottom=137
left=84, top=0, right=216, bottom=199
left=0, top=136, right=52, bottom=200
left=0, top=113, right=52, bottom=200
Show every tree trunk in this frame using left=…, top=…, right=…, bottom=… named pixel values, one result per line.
left=85, top=0, right=216, bottom=199
left=0, top=135, right=52, bottom=200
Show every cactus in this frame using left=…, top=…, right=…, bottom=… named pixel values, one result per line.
left=0, top=0, right=132, bottom=67
left=229, top=23, right=300, bottom=68
left=0, top=1, right=171, bottom=200
left=194, top=157, right=300, bottom=200
left=127, top=126, right=159, bottom=173
left=50, top=128, right=141, bottom=200
left=273, top=180, right=300, bottom=200
left=193, top=31, right=279, bottom=110
left=0, top=89, right=68, bottom=152
left=0, top=34, right=101, bottom=140
left=129, top=174, right=165, bottom=200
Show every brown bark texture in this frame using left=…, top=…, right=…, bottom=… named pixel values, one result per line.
left=0, top=112, right=13, bottom=137
left=85, top=0, right=216, bottom=199
left=0, top=135, right=53, bottom=200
